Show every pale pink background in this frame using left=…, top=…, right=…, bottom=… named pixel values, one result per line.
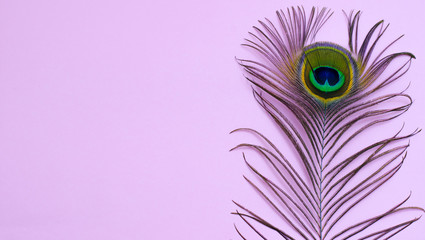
left=0, top=0, right=424, bottom=239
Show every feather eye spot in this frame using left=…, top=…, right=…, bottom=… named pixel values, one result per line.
left=299, top=43, right=358, bottom=103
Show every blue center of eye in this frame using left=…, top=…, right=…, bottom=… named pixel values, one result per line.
left=313, top=67, right=340, bottom=86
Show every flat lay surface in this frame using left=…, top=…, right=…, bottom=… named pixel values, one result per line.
left=0, top=0, right=424, bottom=239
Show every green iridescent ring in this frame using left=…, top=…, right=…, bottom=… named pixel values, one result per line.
left=309, top=66, right=345, bottom=92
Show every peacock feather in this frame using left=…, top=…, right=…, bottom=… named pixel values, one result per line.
left=231, top=7, right=423, bottom=239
